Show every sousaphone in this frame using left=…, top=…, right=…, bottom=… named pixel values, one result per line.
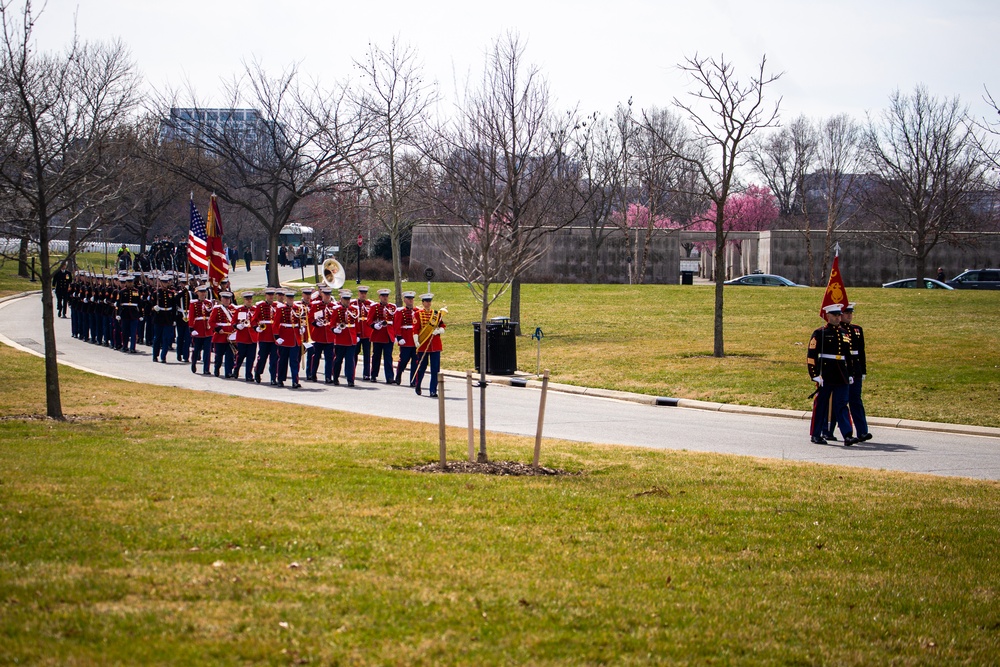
left=322, top=257, right=346, bottom=289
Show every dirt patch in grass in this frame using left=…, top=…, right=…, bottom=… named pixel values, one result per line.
left=0, top=413, right=112, bottom=423
left=402, top=460, right=579, bottom=476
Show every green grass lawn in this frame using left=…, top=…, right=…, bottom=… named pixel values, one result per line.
left=1, top=345, right=998, bottom=665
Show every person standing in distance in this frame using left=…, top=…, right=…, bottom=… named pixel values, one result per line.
left=807, top=303, right=858, bottom=446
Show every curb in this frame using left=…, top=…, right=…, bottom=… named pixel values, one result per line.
left=442, top=369, right=1000, bottom=439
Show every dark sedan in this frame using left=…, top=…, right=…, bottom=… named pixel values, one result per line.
left=724, top=273, right=806, bottom=287
left=882, top=278, right=954, bottom=290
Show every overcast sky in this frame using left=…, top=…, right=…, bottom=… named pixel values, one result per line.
left=27, top=0, right=1000, bottom=124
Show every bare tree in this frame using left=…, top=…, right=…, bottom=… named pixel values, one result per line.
left=352, top=38, right=436, bottom=303
left=572, top=111, right=622, bottom=282
left=0, top=0, right=140, bottom=419
left=650, top=53, right=781, bottom=357
left=861, top=86, right=989, bottom=282
left=153, top=61, right=372, bottom=287
left=453, top=33, right=579, bottom=332
left=427, top=32, right=579, bottom=461
left=811, top=114, right=862, bottom=278
left=748, top=115, right=819, bottom=283
left=104, top=116, right=191, bottom=253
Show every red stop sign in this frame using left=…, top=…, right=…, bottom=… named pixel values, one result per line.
left=357, top=234, right=363, bottom=247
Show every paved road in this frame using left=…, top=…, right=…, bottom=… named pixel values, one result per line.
left=2, top=292, right=999, bottom=481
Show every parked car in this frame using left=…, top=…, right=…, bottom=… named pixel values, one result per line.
left=945, top=269, right=1000, bottom=290
left=881, top=278, right=954, bottom=290
left=724, top=273, right=806, bottom=287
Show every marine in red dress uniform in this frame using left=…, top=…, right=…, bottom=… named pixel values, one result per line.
left=331, top=290, right=359, bottom=386
left=367, top=288, right=397, bottom=383
left=188, top=285, right=213, bottom=375
left=392, top=291, right=419, bottom=386
left=251, top=287, right=279, bottom=384
left=208, top=291, right=237, bottom=378
left=271, top=290, right=303, bottom=387
left=232, top=291, right=258, bottom=381
left=412, top=293, right=445, bottom=397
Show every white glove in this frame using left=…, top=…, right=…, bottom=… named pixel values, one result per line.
left=228, top=333, right=236, bottom=341
left=115, top=315, right=121, bottom=321
left=849, top=377, right=854, bottom=385
left=276, top=337, right=285, bottom=345
left=373, top=321, right=383, bottom=330
left=299, top=326, right=305, bottom=335
left=236, top=323, right=246, bottom=330
left=153, top=305, right=162, bottom=311
left=433, top=327, right=444, bottom=336
left=334, top=326, right=343, bottom=334
left=812, top=376, right=823, bottom=387
left=862, top=374, right=866, bottom=381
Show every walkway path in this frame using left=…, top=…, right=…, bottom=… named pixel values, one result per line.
left=2, top=292, right=998, bottom=481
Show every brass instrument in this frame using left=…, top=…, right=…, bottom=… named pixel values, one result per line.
left=322, top=258, right=346, bottom=289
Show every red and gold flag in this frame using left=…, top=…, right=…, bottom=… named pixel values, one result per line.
left=819, top=246, right=849, bottom=317
left=206, top=194, right=230, bottom=288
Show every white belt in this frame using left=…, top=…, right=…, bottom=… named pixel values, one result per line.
left=850, top=351, right=859, bottom=355
left=280, top=323, right=296, bottom=328
left=818, top=354, right=844, bottom=360
left=259, top=320, right=272, bottom=324
left=194, top=316, right=207, bottom=320
left=121, top=303, right=138, bottom=307
left=401, top=325, right=413, bottom=329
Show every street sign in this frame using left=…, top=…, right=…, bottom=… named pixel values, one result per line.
left=357, top=234, right=363, bottom=247
left=424, top=267, right=435, bottom=280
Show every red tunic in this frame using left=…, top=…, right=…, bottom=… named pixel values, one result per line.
left=331, top=302, right=359, bottom=346
left=309, top=299, right=336, bottom=344
left=251, top=300, right=278, bottom=344
left=188, top=299, right=213, bottom=338
left=415, top=308, right=445, bottom=353
left=209, top=303, right=237, bottom=344
left=271, top=302, right=302, bottom=348
left=233, top=303, right=256, bottom=344
left=352, top=298, right=374, bottom=340
left=367, top=301, right=397, bottom=344
left=392, top=306, right=418, bottom=348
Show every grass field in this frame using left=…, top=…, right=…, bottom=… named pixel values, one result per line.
left=4, top=256, right=998, bottom=427
left=1, top=345, right=998, bottom=665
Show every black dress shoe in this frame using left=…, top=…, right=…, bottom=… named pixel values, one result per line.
left=191, top=362, right=197, bottom=373
left=825, top=434, right=838, bottom=442
left=429, top=392, right=438, bottom=398
left=291, top=382, right=301, bottom=388
left=810, top=436, right=828, bottom=445
left=347, top=382, right=355, bottom=387
left=254, top=373, right=261, bottom=384
left=152, top=357, right=158, bottom=363
left=860, top=433, right=873, bottom=442
left=269, top=380, right=279, bottom=386
left=843, top=436, right=859, bottom=447
left=324, top=379, right=335, bottom=385
left=414, top=385, right=421, bottom=395
left=202, top=371, right=211, bottom=376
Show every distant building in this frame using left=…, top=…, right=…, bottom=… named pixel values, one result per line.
left=159, top=107, right=264, bottom=149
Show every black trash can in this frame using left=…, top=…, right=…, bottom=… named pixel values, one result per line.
left=681, top=270, right=694, bottom=285
left=472, top=318, right=518, bottom=375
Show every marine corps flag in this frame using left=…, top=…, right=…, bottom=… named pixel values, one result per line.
left=206, top=194, right=230, bottom=288
left=819, top=243, right=849, bottom=317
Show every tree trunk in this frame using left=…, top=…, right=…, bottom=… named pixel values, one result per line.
left=17, top=235, right=29, bottom=278
left=391, top=229, right=403, bottom=305
left=477, top=290, right=490, bottom=462
left=713, top=219, right=726, bottom=358
left=508, top=278, right=522, bottom=337
left=268, top=232, right=280, bottom=288
left=38, top=211, right=64, bottom=420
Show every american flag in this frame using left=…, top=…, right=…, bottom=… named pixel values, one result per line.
left=187, top=199, right=209, bottom=271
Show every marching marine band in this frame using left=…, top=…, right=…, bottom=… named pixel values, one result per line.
left=63, top=269, right=447, bottom=395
